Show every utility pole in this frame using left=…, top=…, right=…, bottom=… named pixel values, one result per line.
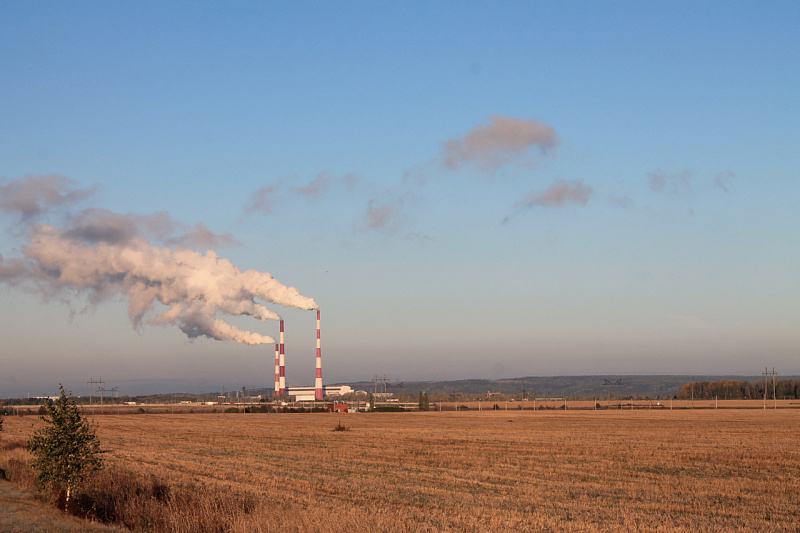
left=615, top=379, right=622, bottom=409
left=99, top=386, right=117, bottom=413
left=87, top=378, right=103, bottom=406
left=99, top=387, right=117, bottom=402
left=773, top=368, right=778, bottom=409
left=604, top=379, right=612, bottom=409
left=763, top=367, right=777, bottom=409
left=372, top=375, right=390, bottom=407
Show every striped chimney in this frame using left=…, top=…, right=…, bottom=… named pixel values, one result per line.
left=274, top=343, right=280, bottom=397
left=315, top=309, right=323, bottom=400
left=279, top=319, right=286, bottom=395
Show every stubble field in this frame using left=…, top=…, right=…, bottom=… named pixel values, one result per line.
left=2, top=409, right=799, bottom=531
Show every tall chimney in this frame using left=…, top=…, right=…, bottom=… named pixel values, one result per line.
left=279, top=319, right=286, bottom=395
left=315, top=309, right=323, bottom=400
left=274, top=343, right=280, bottom=397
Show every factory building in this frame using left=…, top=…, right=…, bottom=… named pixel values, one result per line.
left=287, top=385, right=352, bottom=402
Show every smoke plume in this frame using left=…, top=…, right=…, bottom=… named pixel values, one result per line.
left=1, top=224, right=316, bottom=344
left=1, top=176, right=317, bottom=345
left=0, top=174, right=96, bottom=223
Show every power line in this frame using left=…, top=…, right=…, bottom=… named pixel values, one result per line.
left=87, top=378, right=103, bottom=405
left=763, top=367, right=777, bottom=409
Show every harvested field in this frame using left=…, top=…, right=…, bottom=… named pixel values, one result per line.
left=2, top=409, right=799, bottom=531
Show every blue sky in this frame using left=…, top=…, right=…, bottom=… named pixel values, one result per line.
left=1, top=2, right=798, bottom=397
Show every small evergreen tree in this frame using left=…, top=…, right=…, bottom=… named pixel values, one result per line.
left=418, top=391, right=430, bottom=411
left=28, top=385, right=103, bottom=504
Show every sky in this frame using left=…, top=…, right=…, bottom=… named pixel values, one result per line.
left=1, top=2, right=798, bottom=397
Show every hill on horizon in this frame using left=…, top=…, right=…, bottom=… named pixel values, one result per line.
left=341, top=375, right=798, bottom=399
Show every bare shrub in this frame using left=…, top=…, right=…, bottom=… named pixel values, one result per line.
left=77, top=468, right=261, bottom=532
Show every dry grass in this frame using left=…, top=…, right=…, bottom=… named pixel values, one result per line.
left=2, top=409, right=799, bottom=531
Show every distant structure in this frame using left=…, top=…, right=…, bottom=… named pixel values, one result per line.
left=274, top=343, right=280, bottom=396
left=279, top=319, right=286, bottom=395
left=290, top=385, right=351, bottom=402
left=271, top=310, right=325, bottom=400
left=315, top=309, right=323, bottom=400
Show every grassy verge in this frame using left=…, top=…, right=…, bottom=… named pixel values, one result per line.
left=1, top=436, right=268, bottom=532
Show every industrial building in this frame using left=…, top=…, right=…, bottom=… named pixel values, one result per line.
left=286, top=385, right=352, bottom=402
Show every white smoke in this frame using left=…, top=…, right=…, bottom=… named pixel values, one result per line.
left=2, top=224, right=317, bottom=345
left=0, top=176, right=317, bottom=345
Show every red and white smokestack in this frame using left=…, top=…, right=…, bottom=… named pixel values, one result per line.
left=315, top=309, right=323, bottom=400
left=274, top=343, right=280, bottom=397
left=279, top=319, right=286, bottom=395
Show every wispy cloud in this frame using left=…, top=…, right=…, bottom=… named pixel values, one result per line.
left=64, top=208, right=173, bottom=245
left=402, top=167, right=428, bottom=188
left=713, top=170, right=734, bottom=193
left=648, top=169, right=691, bottom=195
left=520, top=178, right=594, bottom=208
left=361, top=198, right=403, bottom=232
left=610, top=194, right=633, bottom=209
left=246, top=172, right=361, bottom=217
left=244, top=181, right=283, bottom=215
left=441, top=115, right=559, bottom=174
left=168, top=222, right=240, bottom=249
left=502, top=178, right=593, bottom=224
left=291, top=172, right=330, bottom=197
left=0, top=174, right=96, bottom=223
left=342, top=172, right=360, bottom=192
left=62, top=208, right=239, bottom=249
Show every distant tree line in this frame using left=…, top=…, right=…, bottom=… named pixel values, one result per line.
left=677, top=380, right=800, bottom=400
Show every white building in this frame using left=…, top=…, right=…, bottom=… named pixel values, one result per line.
left=287, top=385, right=353, bottom=402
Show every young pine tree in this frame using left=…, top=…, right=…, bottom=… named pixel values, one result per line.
left=28, top=385, right=103, bottom=504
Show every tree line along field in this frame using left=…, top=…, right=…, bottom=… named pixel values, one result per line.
left=2, top=409, right=799, bottom=532
left=4, top=397, right=799, bottom=417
